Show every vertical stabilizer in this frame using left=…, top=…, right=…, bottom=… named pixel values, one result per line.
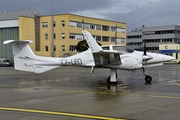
left=82, top=30, right=103, bottom=52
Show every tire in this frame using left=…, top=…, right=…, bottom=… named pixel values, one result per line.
left=145, top=75, right=152, bottom=83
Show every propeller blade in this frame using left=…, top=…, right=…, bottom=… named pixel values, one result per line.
left=143, top=40, right=147, bottom=55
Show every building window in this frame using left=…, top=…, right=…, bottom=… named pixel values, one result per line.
left=112, top=26, right=126, bottom=33
left=102, top=25, right=110, bottom=31
left=69, top=33, right=83, bottom=40
left=96, top=25, right=101, bottom=30
left=111, top=37, right=116, bottom=42
left=42, top=22, right=48, bottom=28
left=90, top=24, right=96, bottom=29
left=119, top=38, right=125, bottom=43
left=45, top=46, right=48, bottom=51
left=84, top=23, right=90, bottom=29
left=45, top=34, right=48, bottom=40
left=54, top=33, right=56, bottom=39
left=176, top=53, right=178, bottom=59
left=102, top=36, right=110, bottom=42
left=93, top=35, right=101, bottom=41
left=69, top=45, right=76, bottom=51
left=117, top=28, right=126, bottom=33
left=77, top=22, right=82, bottom=28
left=95, top=36, right=101, bottom=41
left=54, top=46, right=56, bottom=51
left=76, top=34, right=83, bottom=40
left=69, top=34, right=75, bottom=39
left=62, top=45, right=65, bottom=51
left=69, top=21, right=76, bottom=27
left=111, top=37, right=125, bottom=43
left=61, top=20, right=65, bottom=27
left=111, top=27, right=116, bottom=32
left=53, top=21, right=56, bottom=27
left=62, top=33, right=65, bottom=39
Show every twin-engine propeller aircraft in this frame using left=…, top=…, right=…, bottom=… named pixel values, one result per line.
left=3, top=30, right=175, bottom=84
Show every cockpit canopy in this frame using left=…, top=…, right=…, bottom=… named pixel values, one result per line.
left=101, top=45, right=134, bottom=54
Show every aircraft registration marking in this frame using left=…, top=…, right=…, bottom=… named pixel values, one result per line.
left=0, top=107, right=125, bottom=120
left=60, top=58, right=82, bottom=65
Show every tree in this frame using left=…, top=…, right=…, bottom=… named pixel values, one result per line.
left=76, top=40, right=101, bottom=52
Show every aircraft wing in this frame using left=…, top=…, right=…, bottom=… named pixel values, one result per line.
left=82, top=30, right=121, bottom=67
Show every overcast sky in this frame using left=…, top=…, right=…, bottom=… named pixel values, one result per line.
left=0, top=0, right=180, bottom=31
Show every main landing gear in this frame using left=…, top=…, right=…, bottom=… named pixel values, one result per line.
left=107, top=68, right=118, bottom=84
left=107, top=68, right=152, bottom=84
left=143, top=68, right=152, bottom=84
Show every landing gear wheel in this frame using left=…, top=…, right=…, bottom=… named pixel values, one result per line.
left=107, top=76, right=110, bottom=84
left=145, top=75, right=152, bottom=83
left=107, top=75, right=117, bottom=84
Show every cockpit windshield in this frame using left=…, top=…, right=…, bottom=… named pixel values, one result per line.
left=125, top=46, right=135, bottom=53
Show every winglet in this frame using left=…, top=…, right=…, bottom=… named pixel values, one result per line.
left=82, top=30, right=103, bottom=52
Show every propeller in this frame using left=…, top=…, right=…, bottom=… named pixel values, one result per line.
left=143, top=40, right=147, bottom=56
left=142, top=40, right=152, bottom=73
left=143, top=40, right=147, bottom=68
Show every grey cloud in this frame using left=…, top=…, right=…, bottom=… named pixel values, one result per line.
left=1, top=0, right=180, bottom=31
left=0, top=0, right=111, bottom=15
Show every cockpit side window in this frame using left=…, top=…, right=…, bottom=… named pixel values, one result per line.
left=112, top=46, right=134, bottom=53
left=113, top=46, right=127, bottom=53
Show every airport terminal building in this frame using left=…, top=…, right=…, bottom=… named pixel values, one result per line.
left=0, top=9, right=126, bottom=61
left=127, top=25, right=180, bottom=63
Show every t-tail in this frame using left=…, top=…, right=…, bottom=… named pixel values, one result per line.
left=3, top=40, right=62, bottom=73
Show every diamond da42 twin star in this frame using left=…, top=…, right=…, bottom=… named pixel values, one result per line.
left=3, top=30, right=175, bottom=83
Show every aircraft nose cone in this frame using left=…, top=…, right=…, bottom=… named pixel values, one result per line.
left=163, top=55, right=176, bottom=61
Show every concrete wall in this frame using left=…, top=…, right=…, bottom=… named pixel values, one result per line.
left=159, top=44, right=180, bottom=63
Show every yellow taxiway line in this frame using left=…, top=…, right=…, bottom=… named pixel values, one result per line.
left=0, top=107, right=125, bottom=120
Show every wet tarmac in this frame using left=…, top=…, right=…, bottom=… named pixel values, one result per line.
left=0, top=64, right=180, bottom=120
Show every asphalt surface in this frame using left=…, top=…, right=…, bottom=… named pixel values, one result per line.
left=0, top=64, right=180, bottom=120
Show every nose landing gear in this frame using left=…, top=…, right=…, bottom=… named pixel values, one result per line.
left=145, top=75, right=152, bottom=83
left=143, top=68, right=152, bottom=83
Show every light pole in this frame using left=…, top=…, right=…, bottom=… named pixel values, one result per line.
left=82, top=18, right=84, bottom=30
left=51, top=0, right=54, bottom=57
left=82, top=18, right=84, bottom=40
left=115, top=24, right=117, bottom=45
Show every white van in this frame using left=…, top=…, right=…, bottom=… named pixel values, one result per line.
left=0, top=58, right=13, bottom=67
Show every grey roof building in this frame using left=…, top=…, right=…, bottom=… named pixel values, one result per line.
left=127, top=25, right=180, bottom=52
left=0, top=9, right=42, bottom=21
left=0, top=9, right=42, bottom=60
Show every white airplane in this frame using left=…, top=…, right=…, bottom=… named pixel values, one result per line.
left=3, top=30, right=175, bottom=84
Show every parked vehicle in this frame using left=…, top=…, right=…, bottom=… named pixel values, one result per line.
left=0, top=58, right=13, bottom=67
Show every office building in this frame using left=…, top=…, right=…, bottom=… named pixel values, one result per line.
left=0, top=9, right=126, bottom=61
